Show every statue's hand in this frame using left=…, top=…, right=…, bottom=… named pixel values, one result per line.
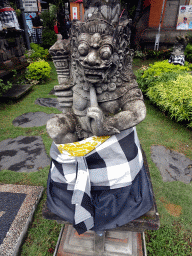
left=87, top=107, right=104, bottom=136
left=87, top=107, right=120, bottom=136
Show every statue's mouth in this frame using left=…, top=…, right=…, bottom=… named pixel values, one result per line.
left=84, top=69, right=104, bottom=82
left=76, top=61, right=112, bottom=83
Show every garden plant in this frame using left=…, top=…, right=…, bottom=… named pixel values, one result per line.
left=25, top=43, right=51, bottom=62
left=136, top=60, right=192, bottom=128
left=25, top=60, right=51, bottom=84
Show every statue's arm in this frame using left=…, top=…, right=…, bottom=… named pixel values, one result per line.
left=105, top=100, right=146, bottom=133
left=87, top=85, right=146, bottom=136
left=87, top=99, right=146, bottom=136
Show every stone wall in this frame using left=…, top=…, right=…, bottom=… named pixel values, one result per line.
left=0, top=29, right=28, bottom=78
left=139, top=28, right=188, bottom=50
left=136, top=0, right=189, bottom=49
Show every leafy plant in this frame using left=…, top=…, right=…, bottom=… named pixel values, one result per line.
left=184, top=43, right=192, bottom=62
left=0, top=69, right=19, bottom=96
left=0, top=79, right=13, bottom=96
left=135, top=60, right=192, bottom=127
left=42, top=29, right=57, bottom=49
left=40, top=10, right=57, bottom=49
left=25, top=43, right=50, bottom=62
left=147, top=73, right=192, bottom=127
left=136, top=60, right=189, bottom=93
left=41, top=10, right=56, bottom=30
left=25, top=60, right=51, bottom=83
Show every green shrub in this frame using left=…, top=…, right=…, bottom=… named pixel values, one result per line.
left=136, top=60, right=189, bottom=93
left=142, top=60, right=189, bottom=77
left=25, top=60, right=51, bottom=83
left=147, top=73, right=192, bottom=127
left=25, top=43, right=50, bottom=62
left=42, top=29, right=57, bottom=49
left=184, top=43, right=192, bottom=62
left=41, top=10, right=55, bottom=30
left=136, top=60, right=192, bottom=127
left=40, top=10, right=57, bottom=49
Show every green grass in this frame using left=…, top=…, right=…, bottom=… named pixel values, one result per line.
left=0, top=62, right=62, bottom=255
left=0, top=59, right=192, bottom=255
left=136, top=99, right=192, bottom=255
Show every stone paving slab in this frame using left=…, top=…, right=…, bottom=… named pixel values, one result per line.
left=0, top=136, right=50, bottom=172
left=35, top=98, right=62, bottom=111
left=2, top=84, right=33, bottom=99
left=0, top=184, right=44, bottom=256
left=12, top=112, right=55, bottom=128
left=151, top=145, right=192, bottom=184
left=55, top=224, right=144, bottom=256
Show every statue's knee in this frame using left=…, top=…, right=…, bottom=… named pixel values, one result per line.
left=46, top=113, right=77, bottom=144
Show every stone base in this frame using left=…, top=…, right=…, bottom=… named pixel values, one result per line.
left=55, top=224, right=144, bottom=256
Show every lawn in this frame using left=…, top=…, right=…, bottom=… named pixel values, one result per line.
left=0, top=59, right=191, bottom=255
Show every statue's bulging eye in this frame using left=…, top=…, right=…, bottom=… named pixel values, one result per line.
left=100, top=46, right=112, bottom=60
left=78, top=43, right=89, bottom=56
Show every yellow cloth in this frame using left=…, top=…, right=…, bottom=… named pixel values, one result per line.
left=57, top=136, right=110, bottom=157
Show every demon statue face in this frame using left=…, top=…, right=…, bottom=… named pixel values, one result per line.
left=77, top=32, right=115, bottom=83
left=70, top=18, right=131, bottom=93
left=47, top=0, right=146, bottom=143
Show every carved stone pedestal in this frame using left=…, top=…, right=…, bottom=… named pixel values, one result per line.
left=54, top=224, right=145, bottom=256
left=49, top=39, right=72, bottom=113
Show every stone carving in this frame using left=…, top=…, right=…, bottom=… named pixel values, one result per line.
left=49, top=39, right=72, bottom=112
left=47, top=0, right=146, bottom=143
left=169, top=36, right=187, bottom=66
left=83, top=0, right=120, bottom=24
left=46, top=0, right=155, bottom=236
left=0, top=31, right=27, bottom=72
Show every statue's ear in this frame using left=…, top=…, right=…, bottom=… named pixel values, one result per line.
left=71, top=20, right=83, bottom=37
left=118, top=19, right=131, bottom=36
left=116, top=19, right=131, bottom=51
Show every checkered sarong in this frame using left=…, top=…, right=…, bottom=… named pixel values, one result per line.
left=169, top=55, right=185, bottom=66
left=0, top=8, right=20, bottom=30
left=31, top=27, right=42, bottom=44
left=47, top=127, right=153, bottom=234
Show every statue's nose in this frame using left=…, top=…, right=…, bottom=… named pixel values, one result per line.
left=83, top=50, right=101, bottom=66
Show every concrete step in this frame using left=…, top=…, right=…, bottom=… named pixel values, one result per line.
left=54, top=224, right=145, bottom=256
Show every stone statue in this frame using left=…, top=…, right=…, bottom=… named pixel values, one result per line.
left=169, top=36, right=186, bottom=66
left=47, top=0, right=146, bottom=144
left=46, top=0, right=153, bottom=235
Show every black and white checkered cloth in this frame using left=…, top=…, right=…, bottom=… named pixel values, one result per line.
left=47, top=127, right=153, bottom=234
left=31, top=27, right=42, bottom=44
left=0, top=8, right=20, bottom=30
left=169, top=55, right=185, bottom=66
